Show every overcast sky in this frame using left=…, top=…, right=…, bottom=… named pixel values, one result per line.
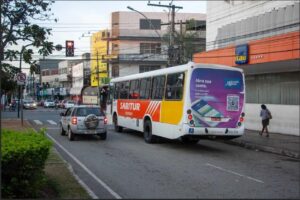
left=42, top=0, right=207, bottom=58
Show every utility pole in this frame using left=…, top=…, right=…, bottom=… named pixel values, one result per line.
left=96, top=51, right=100, bottom=106
left=147, top=2, right=183, bottom=66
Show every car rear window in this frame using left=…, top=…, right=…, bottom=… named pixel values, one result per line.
left=75, top=108, right=104, bottom=117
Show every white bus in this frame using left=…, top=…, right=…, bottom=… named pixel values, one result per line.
left=110, top=62, right=245, bottom=144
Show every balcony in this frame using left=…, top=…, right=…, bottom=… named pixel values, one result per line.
left=118, top=53, right=168, bottom=64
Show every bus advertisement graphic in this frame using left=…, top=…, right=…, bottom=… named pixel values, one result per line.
left=190, top=68, right=244, bottom=128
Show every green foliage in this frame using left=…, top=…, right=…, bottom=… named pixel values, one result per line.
left=1, top=0, right=56, bottom=80
left=1, top=129, right=52, bottom=198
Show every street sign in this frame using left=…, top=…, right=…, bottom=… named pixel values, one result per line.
left=16, top=73, right=26, bottom=85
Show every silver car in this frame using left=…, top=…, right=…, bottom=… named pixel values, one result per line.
left=23, top=100, right=37, bottom=109
left=60, top=105, right=107, bottom=141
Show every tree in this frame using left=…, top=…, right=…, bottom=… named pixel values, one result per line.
left=1, top=0, right=57, bottom=92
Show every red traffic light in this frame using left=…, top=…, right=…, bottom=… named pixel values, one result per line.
left=67, top=41, right=74, bottom=47
left=65, top=40, right=74, bottom=57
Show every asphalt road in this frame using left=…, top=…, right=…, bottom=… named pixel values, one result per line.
left=2, top=107, right=300, bottom=199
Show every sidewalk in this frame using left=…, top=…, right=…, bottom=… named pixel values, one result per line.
left=221, top=129, right=300, bottom=159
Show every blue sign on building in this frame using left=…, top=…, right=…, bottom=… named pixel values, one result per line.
left=235, top=44, right=249, bottom=65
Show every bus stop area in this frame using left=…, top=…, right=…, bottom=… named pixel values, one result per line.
left=221, top=129, right=299, bottom=159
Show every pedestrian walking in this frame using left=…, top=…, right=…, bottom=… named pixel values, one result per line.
left=259, top=104, right=272, bottom=137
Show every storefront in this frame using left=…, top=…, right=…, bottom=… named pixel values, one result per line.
left=193, top=31, right=300, bottom=135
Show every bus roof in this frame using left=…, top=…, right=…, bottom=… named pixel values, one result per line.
left=110, top=62, right=243, bottom=83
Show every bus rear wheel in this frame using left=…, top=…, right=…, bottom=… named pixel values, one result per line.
left=113, top=114, right=123, bottom=132
left=144, top=120, right=157, bottom=143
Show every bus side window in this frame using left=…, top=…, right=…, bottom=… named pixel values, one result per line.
left=152, top=75, right=165, bottom=100
left=129, top=79, right=140, bottom=99
left=140, top=78, right=151, bottom=99
left=114, top=83, right=121, bottom=99
left=120, top=81, right=129, bottom=99
left=165, top=72, right=184, bottom=100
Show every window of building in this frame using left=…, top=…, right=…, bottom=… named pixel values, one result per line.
left=139, top=78, right=152, bottom=99
left=119, top=81, right=129, bottom=99
left=140, top=43, right=161, bottom=54
left=112, top=43, right=119, bottom=51
left=139, top=65, right=161, bottom=73
left=112, top=65, right=119, bottom=77
left=151, top=75, right=165, bottom=100
left=129, top=79, right=140, bottom=99
left=246, top=72, right=300, bottom=105
left=140, top=19, right=161, bottom=30
left=165, top=73, right=185, bottom=100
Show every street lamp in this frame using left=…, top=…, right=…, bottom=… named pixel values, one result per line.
left=127, top=6, right=161, bottom=38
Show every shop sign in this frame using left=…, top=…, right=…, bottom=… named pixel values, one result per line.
left=235, top=44, right=249, bottom=65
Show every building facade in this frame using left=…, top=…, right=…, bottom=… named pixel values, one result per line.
left=90, top=31, right=110, bottom=87
left=194, top=1, right=300, bottom=135
left=105, top=11, right=206, bottom=78
left=58, top=59, right=82, bottom=98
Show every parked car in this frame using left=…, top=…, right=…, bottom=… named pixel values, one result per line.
left=23, top=99, right=37, bottom=109
left=44, top=99, right=55, bottom=108
left=59, top=105, right=107, bottom=141
left=63, top=100, right=75, bottom=109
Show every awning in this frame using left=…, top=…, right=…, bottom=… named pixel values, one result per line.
left=70, top=87, right=82, bottom=95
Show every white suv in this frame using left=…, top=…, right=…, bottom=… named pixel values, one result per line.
left=44, top=99, right=55, bottom=108
left=60, top=105, right=107, bottom=141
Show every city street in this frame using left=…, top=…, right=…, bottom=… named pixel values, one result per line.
left=2, top=107, right=299, bottom=199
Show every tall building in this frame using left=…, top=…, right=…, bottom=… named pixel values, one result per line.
left=90, top=30, right=110, bottom=87
left=104, top=11, right=206, bottom=78
left=193, top=1, right=300, bottom=135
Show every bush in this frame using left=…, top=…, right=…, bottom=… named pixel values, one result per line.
left=1, top=129, right=52, bottom=198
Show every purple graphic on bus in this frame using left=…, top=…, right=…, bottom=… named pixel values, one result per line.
left=190, top=68, right=244, bottom=128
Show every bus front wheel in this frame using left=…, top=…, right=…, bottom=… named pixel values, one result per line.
left=144, top=120, right=156, bottom=143
left=113, top=114, right=123, bottom=132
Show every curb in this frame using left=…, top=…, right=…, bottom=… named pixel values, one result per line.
left=222, top=139, right=300, bottom=159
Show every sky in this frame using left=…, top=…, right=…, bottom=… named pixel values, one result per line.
left=40, top=0, right=207, bottom=58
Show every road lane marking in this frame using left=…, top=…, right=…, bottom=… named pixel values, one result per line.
left=67, top=163, right=98, bottom=199
left=47, top=127, right=60, bottom=130
left=33, top=120, right=43, bottom=125
left=46, top=133, right=122, bottom=199
left=205, top=163, right=264, bottom=184
left=47, top=120, right=57, bottom=125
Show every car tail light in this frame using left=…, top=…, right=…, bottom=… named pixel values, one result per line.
left=71, top=117, right=77, bottom=125
left=104, top=117, right=108, bottom=124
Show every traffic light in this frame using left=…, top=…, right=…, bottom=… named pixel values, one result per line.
left=65, top=40, right=74, bottom=57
